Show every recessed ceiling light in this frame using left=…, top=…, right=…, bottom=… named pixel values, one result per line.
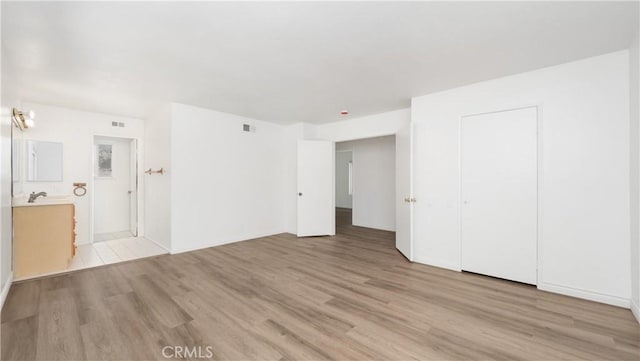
left=340, top=110, right=349, bottom=115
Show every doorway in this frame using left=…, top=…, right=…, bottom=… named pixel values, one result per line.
left=92, top=135, right=138, bottom=242
left=334, top=136, right=396, bottom=235
left=335, top=150, right=353, bottom=229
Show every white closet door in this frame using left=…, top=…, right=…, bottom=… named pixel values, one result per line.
left=461, top=107, right=537, bottom=285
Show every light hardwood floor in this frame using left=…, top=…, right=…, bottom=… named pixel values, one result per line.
left=2, top=210, right=639, bottom=360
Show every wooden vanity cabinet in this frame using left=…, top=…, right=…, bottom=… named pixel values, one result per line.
left=13, top=204, right=76, bottom=278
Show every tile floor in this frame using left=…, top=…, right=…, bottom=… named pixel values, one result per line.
left=93, top=230, right=135, bottom=242
left=14, top=237, right=168, bottom=281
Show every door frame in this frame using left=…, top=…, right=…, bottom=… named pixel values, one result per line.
left=457, top=104, right=543, bottom=284
left=89, top=134, right=140, bottom=243
left=335, top=149, right=354, bottom=212
left=331, top=134, right=404, bottom=245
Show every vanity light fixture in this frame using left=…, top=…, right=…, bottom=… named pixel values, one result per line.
left=12, top=108, right=36, bottom=130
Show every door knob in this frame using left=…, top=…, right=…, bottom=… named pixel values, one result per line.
left=298, top=192, right=303, bottom=196
left=404, top=197, right=410, bottom=203
left=128, top=190, right=133, bottom=194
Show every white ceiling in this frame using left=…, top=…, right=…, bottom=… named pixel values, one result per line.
left=2, top=1, right=638, bottom=124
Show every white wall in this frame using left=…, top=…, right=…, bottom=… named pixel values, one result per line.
left=144, top=104, right=172, bottom=250
left=337, top=136, right=395, bottom=231
left=335, top=150, right=352, bottom=209
left=170, top=103, right=286, bottom=253
left=17, top=102, right=145, bottom=245
left=630, top=15, right=640, bottom=320
left=412, top=50, right=631, bottom=307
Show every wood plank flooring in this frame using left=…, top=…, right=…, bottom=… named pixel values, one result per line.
left=2, top=210, right=639, bottom=360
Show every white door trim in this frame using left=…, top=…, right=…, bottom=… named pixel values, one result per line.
left=89, top=134, right=140, bottom=243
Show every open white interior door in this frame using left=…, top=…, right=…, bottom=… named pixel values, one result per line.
left=297, top=140, right=335, bottom=237
left=396, top=123, right=413, bottom=260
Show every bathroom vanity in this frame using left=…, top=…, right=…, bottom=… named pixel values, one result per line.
left=13, top=196, right=76, bottom=278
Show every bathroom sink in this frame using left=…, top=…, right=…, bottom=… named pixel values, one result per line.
left=13, top=195, right=74, bottom=207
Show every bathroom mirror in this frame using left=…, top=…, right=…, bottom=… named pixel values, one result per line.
left=25, top=140, right=63, bottom=182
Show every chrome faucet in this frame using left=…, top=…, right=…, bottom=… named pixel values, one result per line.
left=28, top=191, right=47, bottom=203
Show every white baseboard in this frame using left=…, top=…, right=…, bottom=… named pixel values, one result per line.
left=144, top=236, right=171, bottom=253
left=413, top=256, right=461, bottom=272
left=1, top=272, right=14, bottom=311
left=352, top=222, right=395, bottom=232
left=171, top=237, right=239, bottom=255
left=631, top=299, right=640, bottom=323
left=538, top=282, right=630, bottom=308
left=170, top=230, right=285, bottom=255
left=411, top=256, right=632, bottom=310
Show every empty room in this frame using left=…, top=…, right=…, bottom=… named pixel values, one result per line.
left=1, top=1, right=639, bottom=360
